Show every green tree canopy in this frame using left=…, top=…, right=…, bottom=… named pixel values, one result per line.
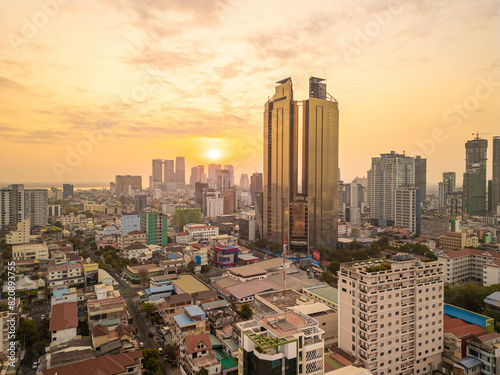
left=17, top=319, right=39, bottom=347
left=238, top=303, right=253, bottom=320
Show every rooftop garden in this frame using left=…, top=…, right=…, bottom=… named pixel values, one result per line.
left=365, top=263, right=391, bottom=273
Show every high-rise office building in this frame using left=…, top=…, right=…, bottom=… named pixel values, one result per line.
left=239, top=174, right=249, bottom=190
left=339, top=255, right=444, bottom=374
left=216, top=169, right=231, bottom=190
left=222, top=190, right=236, bottom=215
left=62, top=184, right=74, bottom=199
left=0, top=184, right=25, bottom=228
left=414, top=155, right=427, bottom=202
left=492, top=136, right=500, bottom=214
left=175, top=156, right=185, bottom=185
left=24, top=189, right=48, bottom=228
left=438, top=172, right=456, bottom=214
left=134, top=195, right=147, bottom=213
left=369, top=151, right=414, bottom=226
left=115, top=175, right=142, bottom=196
left=163, top=160, right=175, bottom=183
left=463, top=136, right=487, bottom=216
left=250, top=172, right=263, bottom=205
left=152, top=159, right=163, bottom=188
left=395, top=186, right=421, bottom=235
left=208, top=163, right=221, bottom=188
left=263, top=77, right=338, bottom=251
left=223, top=164, right=234, bottom=187
left=190, top=165, right=205, bottom=186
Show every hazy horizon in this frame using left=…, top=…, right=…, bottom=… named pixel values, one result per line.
left=1, top=0, right=499, bottom=185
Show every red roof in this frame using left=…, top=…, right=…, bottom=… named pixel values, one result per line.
left=185, top=333, right=212, bottom=354
left=444, top=314, right=486, bottom=338
left=439, top=248, right=500, bottom=260
left=475, top=332, right=500, bottom=343
left=49, top=302, right=78, bottom=332
left=127, top=230, right=144, bottom=235
left=43, top=350, right=142, bottom=375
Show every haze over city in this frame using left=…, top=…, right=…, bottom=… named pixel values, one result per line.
left=1, top=0, right=499, bottom=185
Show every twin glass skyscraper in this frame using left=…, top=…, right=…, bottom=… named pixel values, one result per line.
left=263, top=77, right=339, bottom=252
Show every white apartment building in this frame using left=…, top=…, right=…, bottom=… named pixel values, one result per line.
left=437, top=248, right=500, bottom=286
left=184, top=224, right=220, bottom=241
left=6, top=219, right=30, bottom=244
left=395, top=186, right=420, bottom=236
left=237, top=311, right=325, bottom=375
left=12, top=243, right=48, bottom=260
left=46, top=263, right=84, bottom=290
left=338, top=254, right=444, bottom=375
left=206, top=192, right=224, bottom=218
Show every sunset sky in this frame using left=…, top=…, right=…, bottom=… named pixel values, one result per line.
left=1, top=0, right=499, bottom=187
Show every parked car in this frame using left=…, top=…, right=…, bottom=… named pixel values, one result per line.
left=41, top=315, right=46, bottom=320
left=139, top=342, right=144, bottom=348
left=32, top=361, right=38, bottom=370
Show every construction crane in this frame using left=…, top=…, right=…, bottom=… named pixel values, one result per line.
left=472, top=132, right=491, bottom=140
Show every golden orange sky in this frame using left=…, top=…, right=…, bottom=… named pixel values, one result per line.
left=1, top=0, right=499, bottom=186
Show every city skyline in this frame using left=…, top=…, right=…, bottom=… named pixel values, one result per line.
left=1, top=1, right=499, bottom=185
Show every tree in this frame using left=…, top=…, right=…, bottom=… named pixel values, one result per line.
left=142, top=348, right=162, bottom=375
left=2, top=248, right=12, bottom=261
left=320, top=271, right=335, bottom=285
left=238, top=303, right=253, bottom=320
left=201, top=264, right=211, bottom=273
left=164, top=344, right=178, bottom=363
left=17, top=319, right=39, bottom=347
left=187, top=260, right=197, bottom=274
left=81, top=250, right=90, bottom=259
left=130, top=257, right=138, bottom=265
left=141, top=303, right=157, bottom=320
left=327, top=261, right=341, bottom=276
left=53, top=221, right=63, bottom=229
left=138, top=269, right=149, bottom=286
left=254, top=239, right=268, bottom=248
left=195, top=367, right=209, bottom=375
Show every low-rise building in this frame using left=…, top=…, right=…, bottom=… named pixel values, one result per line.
left=42, top=350, right=143, bottom=375
left=184, top=224, right=220, bottom=241
left=13, top=243, right=49, bottom=260
left=213, top=245, right=238, bottom=268
left=87, top=297, right=128, bottom=327
left=124, top=264, right=162, bottom=284
left=465, top=332, right=500, bottom=375
left=6, top=219, right=30, bottom=244
left=119, top=230, right=147, bottom=249
left=49, top=302, right=78, bottom=343
left=180, top=333, right=220, bottom=375
left=439, top=231, right=479, bottom=250
left=159, top=293, right=194, bottom=326
left=122, top=242, right=150, bottom=260
left=173, top=305, right=209, bottom=344
left=47, top=263, right=84, bottom=290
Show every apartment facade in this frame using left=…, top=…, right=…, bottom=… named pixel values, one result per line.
left=338, top=255, right=444, bottom=375
left=13, top=243, right=49, bottom=260
left=237, top=311, right=325, bottom=375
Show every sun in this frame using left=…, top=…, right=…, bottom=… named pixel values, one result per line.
left=207, top=149, right=222, bottom=160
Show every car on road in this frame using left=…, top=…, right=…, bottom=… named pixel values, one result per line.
left=41, top=315, right=46, bottom=320
left=139, top=342, right=144, bottom=348
left=32, top=361, right=38, bottom=370
left=157, top=347, right=163, bottom=354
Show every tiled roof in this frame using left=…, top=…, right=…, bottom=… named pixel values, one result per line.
left=443, top=314, right=486, bottom=338
left=49, top=302, right=78, bottom=332
left=475, top=332, right=500, bottom=343
left=185, top=333, right=212, bottom=354
left=438, top=248, right=500, bottom=260
left=127, top=230, right=144, bottom=235
left=92, top=324, right=108, bottom=337
left=43, top=350, right=143, bottom=375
